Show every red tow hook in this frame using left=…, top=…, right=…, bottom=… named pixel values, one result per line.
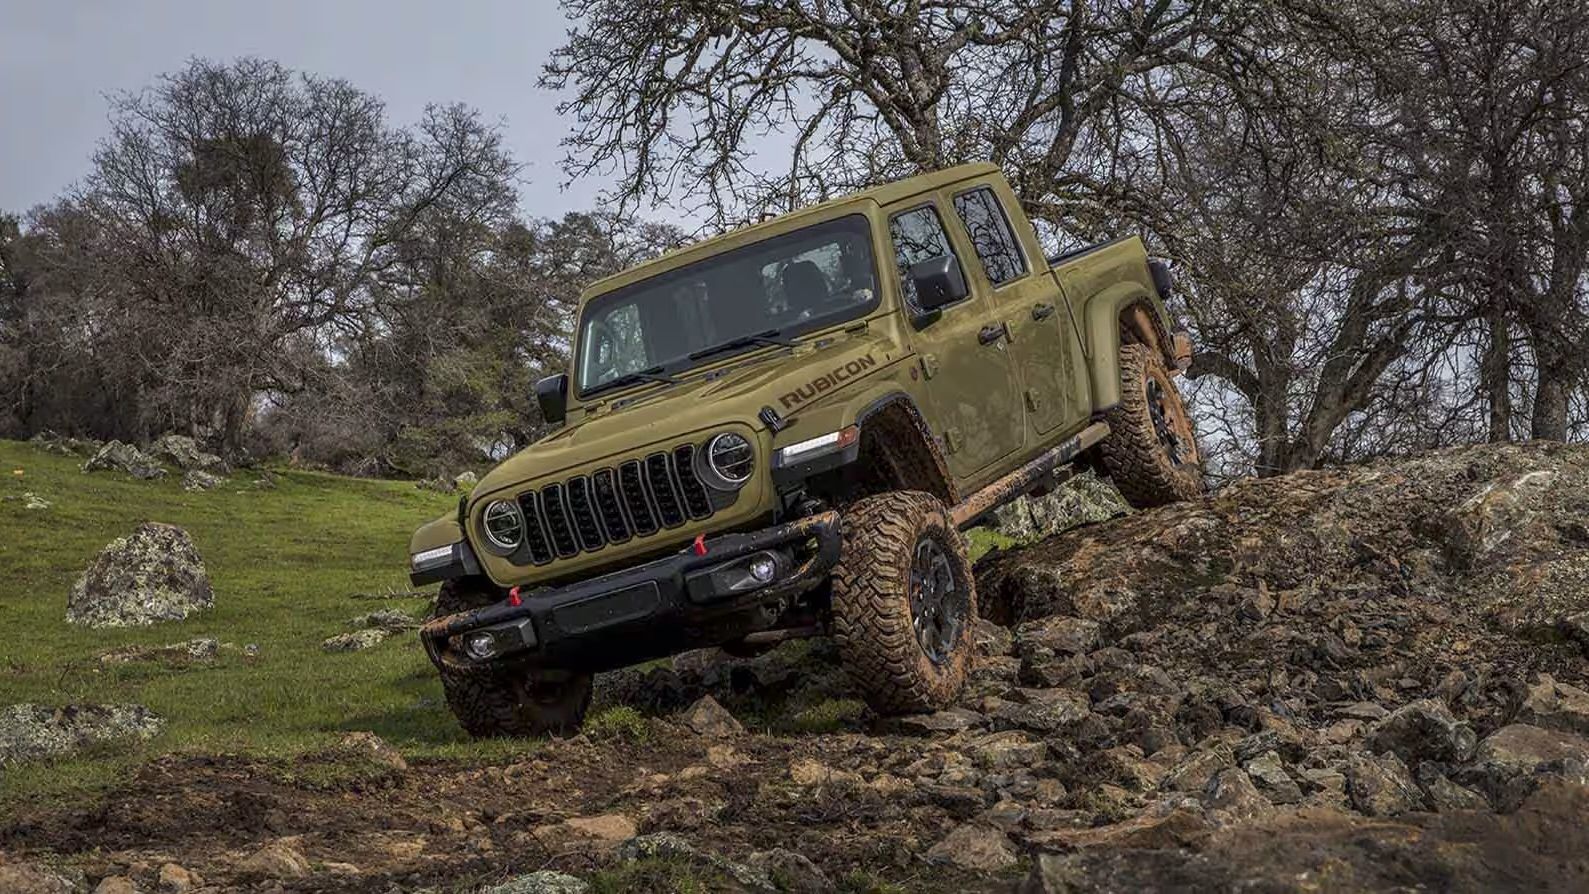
left=692, top=533, right=708, bottom=556
left=507, top=586, right=522, bottom=607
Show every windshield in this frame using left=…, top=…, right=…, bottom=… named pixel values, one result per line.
left=575, top=214, right=877, bottom=394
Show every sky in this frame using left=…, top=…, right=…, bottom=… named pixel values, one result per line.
left=0, top=0, right=628, bottom=220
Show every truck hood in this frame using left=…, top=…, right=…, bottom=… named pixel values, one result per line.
left=471, top=329, right=902, bottom=501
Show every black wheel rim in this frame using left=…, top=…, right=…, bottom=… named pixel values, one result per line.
left=1146, top=379, right=1188, bottom=466
left=909, top=535, right=967, bottom=665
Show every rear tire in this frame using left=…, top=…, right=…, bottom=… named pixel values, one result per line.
left=433, top=580, right=592, bottom=738
left=1100, top=343, right=1204, bottom=509
left=831, top=491, right=976, bottom=714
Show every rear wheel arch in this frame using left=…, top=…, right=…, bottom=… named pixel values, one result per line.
left=1084, top=283, right=1179, bottom=411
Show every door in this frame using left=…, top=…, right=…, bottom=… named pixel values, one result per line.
left=887, top=199, right=1025, bottom=485
left=950, top=184, right=1088, bottom=437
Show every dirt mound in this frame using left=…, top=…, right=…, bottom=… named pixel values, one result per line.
left=4, top=443, right=1589, bottom=892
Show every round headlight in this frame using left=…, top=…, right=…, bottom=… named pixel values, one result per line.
left=704, top=432, right=754, bottom=488
left=481, top=500, right=525, bottom=551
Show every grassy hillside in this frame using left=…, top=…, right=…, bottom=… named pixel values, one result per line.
left=0, top=440, right=543, bottom=808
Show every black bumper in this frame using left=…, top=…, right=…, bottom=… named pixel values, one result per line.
left=420, top=511, right=841, bottom=674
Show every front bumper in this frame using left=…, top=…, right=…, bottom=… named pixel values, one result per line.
left=420, top=511, right=841, bottom=674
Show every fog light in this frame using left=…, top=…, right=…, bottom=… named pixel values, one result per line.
left=748, top=555, right=777, bottom=583
left=463, top=632, right=496, bottom=660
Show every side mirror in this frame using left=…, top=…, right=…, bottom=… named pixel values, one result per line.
left=908, top=254, right=969, bottom=318
left=535, top=373, right=568, bottom=425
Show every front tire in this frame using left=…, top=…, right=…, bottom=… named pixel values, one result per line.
left=1099, top=342, right=1204, bottom=508
left=433, top=580, right=592, bottom=738
left=831, top=491, right=976, bottom=714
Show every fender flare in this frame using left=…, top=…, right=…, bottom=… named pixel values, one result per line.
left=1083, top=282, right=1178, bottom=411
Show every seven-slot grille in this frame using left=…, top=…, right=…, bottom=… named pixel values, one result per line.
left=514, top=446, right=719, bottom=565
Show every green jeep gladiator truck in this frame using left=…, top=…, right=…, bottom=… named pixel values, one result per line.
left=410, top=162, right=1202, bottom=736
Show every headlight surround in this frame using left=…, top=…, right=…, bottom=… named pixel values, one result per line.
left=699, top=432, right=755, bottom=490
left=481, top=500, right=526, bottom=552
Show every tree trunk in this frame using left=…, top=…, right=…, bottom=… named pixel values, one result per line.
left=1483, top=309, right=1512, bottom=442
left=1531, top=367, right=1569, bottom=441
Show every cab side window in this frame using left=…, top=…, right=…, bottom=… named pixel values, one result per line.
left=889, top=204, right=964, bottom=313
left=952, top=187, right=1027, bottom=286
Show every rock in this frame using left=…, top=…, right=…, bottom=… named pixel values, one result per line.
left=680, top=695, right=744, bottom=737
left=1519, top=675, right=1589, bottom=737
left=896, top=707, right=986, bottom=734
left=562, top=813, right=638, bottom=845
left=967, top=730, right=1049, bottom=769
left=989, top=687, right=1090, bottom=734
left=98, top=637, right=219, bottom=666
left=924, top=823, right=1019, bottom=872
left=22, top=492, right=50, bottom=510
left=0, top=703, right=162, bottom=765
left=746, top=848, right=833, bottom=893
left=349, top=609, right=420, bottom=632
left=617, top=833, right=773, bottom=890
left=973, top=617, right=1015, bottom=656
left=158, top=861, right=199, bottom=891
left=339, top=731, right=407, bottom=772
left=482, top=872, right=590, bottom=894
left=1335, top=701, right=1389, bottom=721
left=237, top=841, right=312, bottom=879
left=83, top=440, right=167, bottom=479
left=453, top=471, right=480, bottom=491
left=1014, top=615, right=1100, bottom=657
left=1346, top=751, right=1426, bottom=816
left=789, top=757, right=861, bottom=787
left=149, top=434, right=230, bottom=474
left=1163, top=746, right=1234, bottom=793
left=990, top=470, right=1127, bottom=540
left=180, top=469, right=226, bottom=492
left=1243, top=751, right=1303, bottom=804
left=1458, top=723, right=1589, bottom=809
left=67, top=522, right=214, bottom=628
left=1415, top=764, right=1491, bottom=811
left=322, top=629, right=390, bottom=652
left=1203, top=768, right=1274, bottom=821
left=1367, top=698, right=1477, bottom=764
left=0, top=864, right=77, bottom=894
left=93, top=877, right=137, bottom=894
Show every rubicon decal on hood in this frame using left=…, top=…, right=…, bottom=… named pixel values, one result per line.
left=778, top=354, right=878, bottom=410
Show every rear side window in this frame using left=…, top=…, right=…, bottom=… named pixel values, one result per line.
left=889, top=204, right=963, bottom=312
left=953, top=187, right=1027, bottom=286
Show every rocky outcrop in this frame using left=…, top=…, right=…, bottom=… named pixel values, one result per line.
left=0, top=704, right=162, bottom=765
left=149, top=434, right=230, bottom=475
left=82, top=441, right=167, bottom=480
left=66, top=523, right=213, bottom=628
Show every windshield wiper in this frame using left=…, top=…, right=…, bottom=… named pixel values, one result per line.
left=688, top=328, right=794, bottom=362
left=586, top=365, right=677, bottom=396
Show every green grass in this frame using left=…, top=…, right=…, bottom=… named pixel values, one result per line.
left=0, top=440, right=538, bottom=810
left=587, top=857, right=735, bottom=893
left=965, top=526, right=1020, bottom=561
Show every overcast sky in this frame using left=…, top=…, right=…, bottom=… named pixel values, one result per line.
left=0, top=0, right=630, bottom=220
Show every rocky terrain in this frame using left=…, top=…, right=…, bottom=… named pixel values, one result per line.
left=3, top=442, right=1589, bottom=892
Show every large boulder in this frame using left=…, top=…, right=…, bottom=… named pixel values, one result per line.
left=66, top=522, right=214, bottom=628
left=81, top=440, right=167, bottom=480
left=0, top=704, right=163, bottom=765
left=149, top=433, right=231, bottom=475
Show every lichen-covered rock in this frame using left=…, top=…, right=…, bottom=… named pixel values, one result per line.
left=82, top=440, right=167, bottom=479
left=453, top=470, right=480, bottom=491
left=991, top=470, right=1128, bottom=541
left=924, top=822, right=1019, bottom=871
left=180, top=469, right=227, bottom=492
left=1367, top=699, right=1477, bottom=765
left=67, top=522, right=213, bottom=628
left=680, top=694, right=745, bottom=737
left=1346, top=751, right=1425, bottom=816
left=149, top=434, right=231, bottom=475
left=0, top=703, right=163, bottom=765
left=349, top=609, right=420, bottom=632
left=97, top=637, right=219, bottom=666
left=322, top=628, right=390, bottom=652
left=482, top=872, right=590, bottom=894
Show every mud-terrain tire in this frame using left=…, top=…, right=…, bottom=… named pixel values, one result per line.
left=433, top=580, right=592, bottom=738
left=831, top=491, right=976, bottom=714
left=1100, top=342, right=1204, bottom=509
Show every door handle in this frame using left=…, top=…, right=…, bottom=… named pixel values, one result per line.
left=978, top=323, right=1006, bottom=345
left=1032, top=302, right=1056, bottom=321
